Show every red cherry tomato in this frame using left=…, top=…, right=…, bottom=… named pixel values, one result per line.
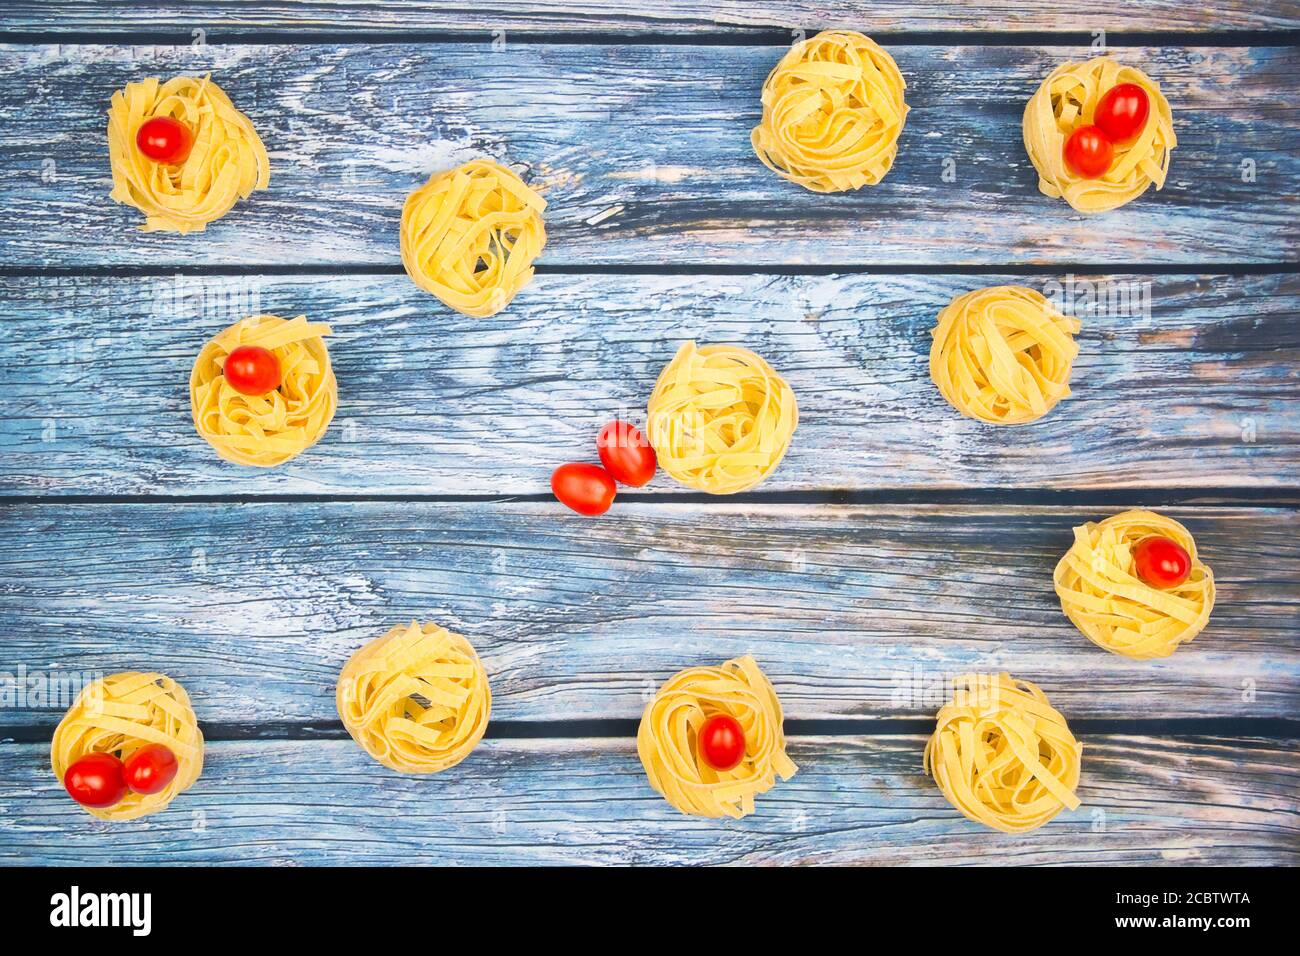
left=136, top=116, right=194, bottom=165
left=123, top=744, right=179, bottom=795
left=63, top=753, right=127, bottom=808
left=1063, top=125, right=1114, bottom=179
left=222, top=345, right=282, bottom=396
left=697, top=714, right=745, bottom=771
left=551, top=463, right=616, bottom=516
left=1133, top=536, right=1191, bottom=589
left=596, top=420, right=657, bottom=487
left=1094, top=83, right=1150, bottom=143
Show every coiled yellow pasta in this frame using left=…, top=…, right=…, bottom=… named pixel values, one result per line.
left=1054, top=510, right=1215, bottom=659
left=647, top=341, right=798, bottom=494
left=337, top=621, right=492, bottom=774
left=924, top=673, right=1081, bottom=834
left=751, top=30, right=908, bottom=192
left=107, top=75, right=270, bottom=232
left=51, top=672, right=204, bottom=821
left=190, top=314, right=337, bottom=468
left=400, top=159, right=547, bottom=317
left=637, top=655, right=796, bottom=819
left=930, top=285, right=1081, bottom=425
left=1023, top=57, right=1176, bottom=213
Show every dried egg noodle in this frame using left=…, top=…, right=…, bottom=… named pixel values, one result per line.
left=337, top=621, right=491, bottom=774
left=190, top=314, right=337, bottom=468
left=930, top=285, right=1081, bottom=425
left=400, top=159, right=547, bottom=317
left=647, top=341, right=798, bottom=494
left=1054, top=510, right=1215, bottom=659
left=637, top=656, right=796, bottom=819
left=751, top=30, right=908, bottom=192
left=51, top=672, right=203, bottom=821
left=1023, top=57, right=1176, bottom=213
left=924, top=673, right=1081, bottom=834
left=107, top=75, right=270, bottom=232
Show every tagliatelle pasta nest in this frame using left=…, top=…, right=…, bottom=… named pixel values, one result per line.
left=751, top=30, right=908, bottom=192
left=646, top=341, right=798, bottom=494
left=51, top=672, right=204, bottom=821
left=400, top=159, right=547, bottom=317
left=190, top=314, right=338, bottom=468
left=637, top=655, right=796, bottom=819
left=107, top=75, right=270, bottom=232
left=1054, top=510, right=1215, bottom=659
left=924, top=673, right=1082, bottom=834
left=930, top=285, right=1081, bottom=425
left=337, top=621, right=492, bottom=774
left=1023, top=57, right=1176, bottom=213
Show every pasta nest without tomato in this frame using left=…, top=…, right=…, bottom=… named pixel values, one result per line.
left=930, top=285, right=1081, bottom=425
left=751, top=30, right=908, bottom=192
left=337, top=621, right=492, bottom=774
left=647, top=341, right=798, bottom=494
left=190, top=314, right=338, bottom=468
left=637, top=655, right=797, bottom=819
left=107, top=75, right=270, bottom=232
left=924, top=673, right=1082, bottom=834
left=1023, top=56, right=1176, bottom=213
left=1054, top=509, right=1215, bottom=660
left=51, top=672, right=204, bottom=821
left=400, top=159, right=547, bottom=318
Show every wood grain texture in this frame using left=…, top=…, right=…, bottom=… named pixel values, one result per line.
left=5, top=1, right=1299, bottom=35
left=0, top=735, right=1295, bottom=865
left=2, top=272, right=1296, bottom=496
left=0, top=44, right=1294, bottom=266
left=1, top=502, right=1294, bottom=726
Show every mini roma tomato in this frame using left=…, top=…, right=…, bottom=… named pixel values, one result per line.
left=1094, top=83, right=1150, bottom=143
left=551, top=463, right=616, bottom=516
left=123, top=744, right=179, bottom=795
left=63, top=753, right=127, bottom=808
left=697, top=714, right=745, bottom=772
left=1133, top=536, right=1191, bottom=589
left=136, top=116, right=194, bottom=165
left=1063, top=125, right=1114, bottom=179
left=223, top=345, right=282, bottom=396
left=596, top=420, right=657, bottom=487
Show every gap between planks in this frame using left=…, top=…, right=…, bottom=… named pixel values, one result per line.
left=1, top=31, right=1299, bottom=48
left=7, top=717, right=1300, bottom=743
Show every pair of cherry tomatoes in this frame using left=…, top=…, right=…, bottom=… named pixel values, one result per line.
left=136, top=116, right=194, bottom=165
left=697, top=714, right=745, bottom=771
left=1062, top=83, right=1150, bottom=179
left=63, top=745, right=179, bottom=808
left=223, top=345, right=282, bottom=396
left=551, top=420, right=657, bottom=516
left=1133, top=536, right=1191, bottom=589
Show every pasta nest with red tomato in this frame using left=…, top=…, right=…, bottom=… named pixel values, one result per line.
left=924, top=673, right=1082, bottom=834
left=1023, top=57, right=1176, bottom=213
left=337, top=621, right=492, bottom=774
left=400, top=159, right=547, bottom=318
left=190, top=314, right=338, bottom=468
left=751, top=30, right=908, bottom=192
left=929, top=285, right=1081, bottom=425
left=647, top=341, right=798, bottom=494
left=637, top=655, right=797, bottom=819
left=107, top=75, right=270, bottom=232
left=1054, top=510, right=1215, bottom=660
left=51, top=672, right=204, bottom=821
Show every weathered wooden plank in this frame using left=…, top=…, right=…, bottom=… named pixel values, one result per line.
left=0, top=735, right=1294, bottom=865
left=4, top=1, right=1298, bottom=35
left=1, top=502, right=1295, bottom=725
left=2, top=272, right=1295, bottom=495
left=0, top=44, right=1294, bottom=266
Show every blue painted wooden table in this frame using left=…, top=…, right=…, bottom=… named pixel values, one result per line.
left=1, top=1, right=1297, bottom=866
